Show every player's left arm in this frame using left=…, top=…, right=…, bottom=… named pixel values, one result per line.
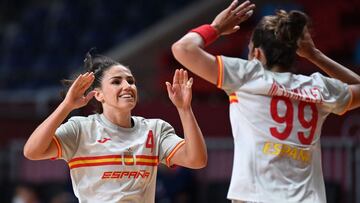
left=297, top=27, right=360, bottom=84
left=298, top=28, right=360, bottom=112
left=165, top=69, right=207, bottom=169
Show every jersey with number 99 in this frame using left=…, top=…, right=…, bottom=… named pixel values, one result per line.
left=216, top=55, right=352, bottom=203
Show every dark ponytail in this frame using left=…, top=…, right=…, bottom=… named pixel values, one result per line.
left=275, top=10, right=309, bottom=48
left=61, top=50, right=122, bottom=113
left=251, top=10, right=309, bottom=69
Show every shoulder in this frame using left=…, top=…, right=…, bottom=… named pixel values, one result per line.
left=68, top=114, right=99, bottom=125
left=309, top=72, right=347, bottom=86
left=133, top=116, right=172, bottom=129
left=308, top=72, right=340, bottom=82
left=309, top=72, right=326, bottom=80
left=221, top=56, right=263, bottom=68
left=133, top=116, right=168, bottom=125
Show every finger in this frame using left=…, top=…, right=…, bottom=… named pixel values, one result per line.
left=186, top=77, right=193, bottom=88
left=235, top=4, right=255, bottom=17
left=82, top=72, right=95, bottom=85
left=165, top=82, right=174, bottom=95
left=231, top=1, right=251, bottom=15
left=69, top=74, right=84, bottom=92
left=179, top=69, right=184, bottom=84
left=242, top=9, right=254, bottom=18
left=303, top=27, right=312, bottom=38
left=78, top=72, right=90, bottom=84
left=80, top=74, right=95, bottom=91
left=228, top=0, right=239, bottom=11
left=236, top=9, right=254, bottom=24
left=84, top=90, right=96, bottom=103
left=82, top=72, right=90, bottom=77
left=75, top=73, right=90, bottom=89
left=233, top=25, right=240, bottom=32
left=77, top=73, right=93, bottom=90
left=173, top=69, right=179, bottom=85
left=184, top=70, right=188, bottom=84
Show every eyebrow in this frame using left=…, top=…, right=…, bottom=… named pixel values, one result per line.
left=109, top=75, right=134, bottom=80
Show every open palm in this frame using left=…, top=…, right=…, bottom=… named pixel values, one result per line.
left=166, top=69, right=193, bottom=110
left=64, top=72, right=96, bottom=110
left=211, top=0, right=255, bottom=36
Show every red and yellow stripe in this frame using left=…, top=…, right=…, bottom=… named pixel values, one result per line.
left=136, top=155, right=159, bottom=166
left=51, top=136, right=62, bottom=160
left=166, top=140, right=186, bottom=167
left=68, top=154, right=159, bottom=170
left=216, top=55, right=224, bottom=88
left=69, top=155, right=122, bottom=169
left=229, top=93, right=238, bottom=103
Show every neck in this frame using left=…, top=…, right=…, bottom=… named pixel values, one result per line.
left=270, top=65, right=288, bottom=73
left=102, top=108, right=132, bottom=128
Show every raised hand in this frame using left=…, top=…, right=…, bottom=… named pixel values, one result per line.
left=297, top=27, right=317, bottom=59
left=211, top=0, right=255, bottom=36
left=166, top=69, right=193, bottom=110
left=63, top=72, right=96, bottom=110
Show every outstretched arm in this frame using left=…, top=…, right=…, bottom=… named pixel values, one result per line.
left=297, top=28, right=360, bottom=111
left=172, top=0, right=255, bottom=85
left=23, top=72, right=95, bottom=160
left=165, top=69, right=207, bottom=169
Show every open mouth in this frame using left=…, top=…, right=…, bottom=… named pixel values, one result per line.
left=118, top=93, right=135, bottom=100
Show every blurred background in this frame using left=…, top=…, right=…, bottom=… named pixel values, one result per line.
left=0, top=0, right=359, bottom=202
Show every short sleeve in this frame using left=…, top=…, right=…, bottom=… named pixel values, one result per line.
left=158, top=121, right=185, bottom=167
left=216, top=55, right=264, bottom=94
left=313, top=73, right=352, bottom=115
left=54, top=118, right=81, bottom=161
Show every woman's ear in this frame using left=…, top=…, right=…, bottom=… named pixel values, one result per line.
left=94, top=90, right=104, bottom=103
left=254, top=48, right=267, bottom=65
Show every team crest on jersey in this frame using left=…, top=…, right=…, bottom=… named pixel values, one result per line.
left=124, top=147, right=135, bottom=165
left=126, top=147, right=133, bottom=153
left=97, top=137, right=111, bottom=143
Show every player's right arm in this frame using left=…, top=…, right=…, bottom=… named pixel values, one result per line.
left=349, top=85, right=360, bottom=110
left=23, top=73, right=95, bottom=160
left=171, top=0, right=255, bottom=84
left=297, top=28, right=360, bottom=111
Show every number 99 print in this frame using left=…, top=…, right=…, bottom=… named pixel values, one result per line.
left=270, top=96, right=318, bottom=145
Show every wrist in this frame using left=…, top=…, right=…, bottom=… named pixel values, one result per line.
left=306, top=48, right=322, bottom=61
left=210, top=23, right=221, bottom=35
left=177, top=106, right=192, bottom=114
left=59, top=101, right=75, bottom=113
left=190, top=24, right=219, bottom=47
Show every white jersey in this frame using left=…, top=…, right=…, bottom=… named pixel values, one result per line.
left=52, top=114, right=184, bottom=203
left=216, top=55, right=353, bottom=203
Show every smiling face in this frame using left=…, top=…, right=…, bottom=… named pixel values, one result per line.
left=94, top=65, right=137, bottom=113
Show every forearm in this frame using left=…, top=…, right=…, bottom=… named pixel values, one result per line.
left=307, top=49, right=360, bottom=84
left=172, top=33, right=218, bottom=85
left=24, top=102, right=72, bottom=159
left=177, top=107, right=207, bottom=168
